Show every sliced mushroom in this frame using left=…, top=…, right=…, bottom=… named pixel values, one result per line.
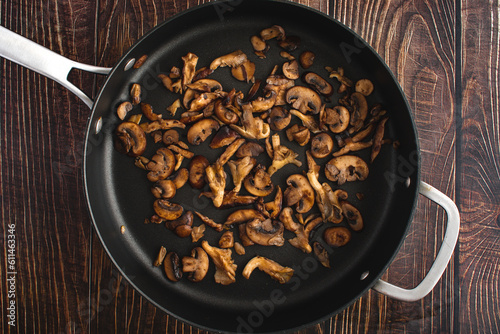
left=310, top=133, right=334, bottom=158
left=279, top=207, right=311, bottom=253
left=325, top=155, right=369, bottom=185
left=146, top=148, right=176, bottom=182
left=286, top=124, right=310, bottom=146
left=153, top=246, right=167, bottom=267
left=250, top=35, right=269, bottom=58
left=182, top=247, right=209, bottom=282
left=117, top=101, right=133, bottom=120
left=313, top=242, right=330, bottom=268
left=323, top=226, right=351, bottom=247
left=210, top=126, right=241, bottom=148
left=243, top=165, right=274, bottom=197
left=186, top=78, right=223, bottom=92
left=151, top=180, right=176, bottom=199
left=303, top=72, right=333, bottom=96
left=219, top=231, right=234, bottom=249
left=164, top=252, right=183, bottom=282
left=268, top=106, right=291, bottom=131
left=234, top=242, right=245, bottom=255
left=168, top=144, right=194, bottom=159
left=163, top=129, right=179, bottom=145
left=189, top=155, right=210, bottom=189
left=239, top=224, right=255, bottom=247
left=242, top=256, right=293, bottom=284
left=348, top=92, right=369, bottom=131
left=286, top=86, right=322, bottom=114
left=231, top=60, right=256, bottom=82
left=264, top=186, right=283, bottom=219
left=200, top=191, right=258, bottom=209
left=115, top=121, right=147, bottom=157
left=282, top=60, right=299, bottom=80
left=370, top=117, right=389, bottom=162
left=194, top=211, right=224, bottom=232
left=216, top=138, right=245, bottom=167
left=166, top=99, right=182, bottom=116
left=205, top=163, right=226, bottom=208
left=289, top=109, right=321, bottom=133
left=341, top=201, right=363, bottom=231
left=321, top=106, right=350, bottom=133
left=154, top=199, right=184, bottom=221
left=201, top=240, right=237, bottom=285
left=164, top=210, right=193, bottom=237
left=130, top=83, right=141, bottom=105
left=284, top=174, right=315, bottom=213
left=187, top=118, right=220, bottom=145
left=246, top=218, right=285, bottom=246
left=267, top=134, right=302, bottom=176
left=214, top=100, right=240, bottom=125
left=355, top=79, right=374, bottom=96
left=250, top=90, right=277, bottom=113
left=326, top=66, right=353, bottom=93
left=182, top=52, right=199, bottom=89
left=235, top=141, right=264, bottom=158
left=280, top=51, right=295, bottom=60
left=278, top=35, right=300, bottom=52
left=169, top=168, right=189, bottom=189
left=299, top=51, right=315, bottom=69
left=187, top=91, right=226, bottom=113
left=265, top=75, right=295, bottom=106
left=332, top=140, right=373, bottom=157
left=141, top=103, right=162, bottom=121
left=228, top=156, right=257, bottom=192
left=224, top=209, right=265, bottom=226
left=230, top=104, right=271, bottom=140
left=210, top=50, right=248, bottom=71
left=140, top=119, right=186, bottom=133
left=260, top=25, right=285, bottom=41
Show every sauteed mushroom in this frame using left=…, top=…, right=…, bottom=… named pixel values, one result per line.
left=182, top=247, right=209, bottom=282
left=246, top=218, right=285, bottom=246
left=163, top=129, right=179, bottom=145
left=242, top=256, right=294, bottom=284
left=146, top=148, right=176, bottom=182
left=224, top=209, right=265, bottom=226
left=117, top=101, right=133, bottom=120
left=154, top=200, right=184, bottom=221
left=210, top=50, right=248, bottom=71
left=244, top=165, right=274, bottom=197
left=278, top=35, right=300, bottom=51
left=228, top=156, right=257, bottom=192
left=268, top=106, right=291, bottom=131
left=284, top=174, right=315, bottom=214
left=151, top=180, right=177, bottom=199
left=182, top=52, right=199, bottom=89
left=260, top=25, right=285, bottom=41
left=303, top=72, right=333, bottom=96
left=115, top=122, right=147, bottom=157
left=210, top=126, right=241, bottom=148
left=187, top=118, right=220, bottom=145
left=236, top=141, right=264, bottom=158
left=164, top=252, right=183, bottom=282
left=200, top=191, right=258, bottom=209
left=268, top=134, right=302, bottom=176
left=355, top=78, right=374, bottom=96
left=323, top=226, right=351, bottom=247
left=310, top=133, right=334, bottom=158
left=231, top=60, right=255, bottom=82
left=283, top=60, right=299, bottom=80
left=189, top=155, right=210, bottom=189
left=321, top=106, right=350, bottom=133
left=250, top=35, right=269, bottom=58
left=286, top=86, right=322, bottom=114
left=219, top=231, right=234, bottom=249
left=341, top=201, right=364, bottom=231
left=299, top=51, right=315, bottom=69
left=201, top=240, right=237, bottom=285
left=325, top=155, right=369, bottom=185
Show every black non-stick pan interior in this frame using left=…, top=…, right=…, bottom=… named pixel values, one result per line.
left=84, top=1, right=420, bottom=332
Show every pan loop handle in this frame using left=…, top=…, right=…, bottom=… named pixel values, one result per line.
left=372, top=181, right=460, bottom=302
left=0, top=26, right=111, bottom=109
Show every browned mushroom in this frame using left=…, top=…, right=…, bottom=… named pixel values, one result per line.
left=268, top=106, right=291, bottom=131
left=250, top=91, right=277, bottom=113
left=341, top=201, right=363, bottom=231
left=182, top=247, right=209, bottom=282
left=154, top=199, right=184, bottom=221
left=286, top=124, right=310, bottom=146
left=224, top=209, right=265, bottom=226
left=243, top=164, right=274, bottom=197
left=219, top=231, right=234, bottom=249
left=187, top=91, right=226, bottom=113
left=321, top=106, right=350, bottom=133
left=115, top=121, right=147, bottom=157
left=370, top=117, right=389, bottom=162
left=205, top=163, right=226, bottom=208
left=166, top=99, right=182, bottom=116
left=323, top=226, right=351, bottom=247
left=141, top=103, right=162, bottom=121
left=239, top=224, right=254, bottom=247
left=186, top=78, right=223, bottom=92
left=228, top=156, right=257, bottom=192
left=267, top=134, right=302, bottom=176
left=164, top=252, right=183, bottom=282
left=200, top=191, right=258, bottom=209
left=210, top=126, right=241, bottom=148
left=182, top=52, right=199, bottom=89
left=282, top=60, right=299, bottom=80
left=326, top=66, right=353, bottom=93
left=169, top=168, right=189, bottom=189
left=348, top=92, right=369, bottom=131
left=130, top=83, right=141, bottom=105
left=355, top=79, right=374, bottom=96
left=189, top=155, right=210, bottom=189
left=325, top=155, right=369, bottom=185
left=264, top=186, right=283, bottom=219
left=231, top=60, right=256, bottom=82
left=230, top=104, right=271, bottom=140
left=235, top=141, right=264, bottom=158
left=289, top=109, right=321, bottom=133
left=164, top=210, right=193, bottom=237
left=279, top=207, right=311, bottom=253
left=117, top=101, right=133, bottom=120
left=260, top=25, right=285, bottom=41
left=313, top=242, right=330, bottom=268
left=187, top=118, right=220, bottom=145
left=242, top=256, right=293, bottom=284
left=246, top=218, right=285, bottom=246
left=201, top=240, right=237, bottom=285
left=210, top=50, right=248, bottom=71
left=278, top=35, right=300, bottom=52
left=265, top=75, right=295, bottom=106
left=163, top=129, right=179, bottom=145
left=299, top=51, right=315, bottom=69
left=153, top=246, right=167, bottom=267
left=146, top=148, right=176, bottom=182
left=303, top=72, right=333, bottom=96
left=193, top=211, right=224, bottom=232
left=332, top=140, right=373, bottom=157
left=284, top=174, right=315, bottom=213
left=234, top=242, right=245, bottom=255
left=310, top=133, right=334, bottom=158
left=140, top=119, right=186, bottom=133
left=250, top=35, right=269, bottom=58
left=214, top=100, right=240, bottom=125
left=151, top=180, right=176, bottom=199
left=286, top=86, right=322, bottom=114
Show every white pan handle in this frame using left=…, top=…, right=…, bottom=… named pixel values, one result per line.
left=372, top=181, right=460, bottom=301
left=0, top=25, right=111, bottom=109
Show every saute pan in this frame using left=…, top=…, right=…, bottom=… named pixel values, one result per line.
left=0, top=0, right=460, bottom=332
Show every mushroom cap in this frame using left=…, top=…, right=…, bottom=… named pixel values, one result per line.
left=284, top=174, right=315, bottom=213
left=325, top=155, right=369, bottom=185
left=164, top=252, right=183, bottom=282
left=278, top=35, right=301, bottom=52
left=246, top=218, right=285, bottom=246
left=235, top=141, right=265, bottom=158
left=341, top=201, right=364, bottom=231
left=164, top=210, right=193, bottom=237
left=285, top=86, right=322, bottom=114
left=214, top=100, right=240, bottom=125
left=349, top=92, right=369, bottom=126
left=115, top=121, right=147, bottom=157
left=355, top=78, right=374, bottom=96
left=187, top=118, right=220, bottom=145
left=299, top=51, right=315, bottom=69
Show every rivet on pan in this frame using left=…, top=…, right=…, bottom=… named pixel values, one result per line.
left=360, top=271, right=369, bottom=281
left=124, top=58, right=136, bottom=71
left=405, top=177, right=411, bottom=188
left=95, top=117, right=103, bottom=134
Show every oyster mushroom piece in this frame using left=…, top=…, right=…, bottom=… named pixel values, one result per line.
left=154, top=199, right=184, bottom=221
left=242, top=256, right=294, bottom=284
left=187, top=118, right=220, bottom=145
left=286, top=86, right=322, bottom=114
left=289, top=109, right=321, bottom=133
left=216, top=138, right=246, bottom=167
left=164, top=210, right=193, bottom=237
left=210, top=50, right=248, bottom=71
left=282, top=60, right=299, bottom=80
left=186, top=78, right=223, bottom=92
left=310, top=133, right=334, bottom=158
left=286, top=124, right=310, bottom=146
left=243, top=165, right=274, bottom=197
left=313, top=242, right=330, bottom=268
left=181, top=52, right=199, bottom=89
left=219, top=231, right=234, bottom=249
left=278, top=35, right=301, bottom=52
left=267, top=134, right=302, bottom=176
left=194, top=211, right=224, bottom=232
left=201, top=240, right=237, bottom=285
left=141, top=103, right=162, bottom=121
left=326, top=66, right=353, bottom=93
left=214, top=100, right=240, bottom=125
left=321, top=106, right=350, bottom=133
left=265, top=75, right=295, bottom=106
left=341, top=201, right=364, bottom=231
left=140, top=119, right=186, bottom=133
left=230, top=104, right=271, bottom=140
left=279, top=207, right=311, bottom=253
left=325, top=155, right=369, bottom=185
left=200, top=191, right=258, bottom=209
left=264, top=186, right=283, bottom=219
left=189, top=155, right=210, bottom=189
left=205, top=163, right=226, bottom=208
left=169, top=168, right=189, bottom=189
left=146, top=148, right=176, bottom=182
left=268, top=106, right=291, bottom=131
left=284, top=174, right=315, bottom=214
left=228, top=156, right=257, bottom=192
left=370, top=117, right=389, bottom=162
left=115, top=121, right=147, bottom=157
left=182, top=247, right=209, bottom=282
left=303, top=72, right=333, bottom=96
left=224, top=209, right=265, bottom=226
left=246, top=218, right=285, bottom=246
left=163, top=129, right=179, bottom=145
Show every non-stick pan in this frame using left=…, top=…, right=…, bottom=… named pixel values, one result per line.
left=0, top=0, right=460, bottom=332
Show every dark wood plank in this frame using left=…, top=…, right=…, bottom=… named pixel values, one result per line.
left=460, top=0, right=500, bottom=332
left=0, top=0, right=97, bottom=333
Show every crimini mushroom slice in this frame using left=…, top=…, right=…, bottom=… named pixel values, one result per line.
left=117, top=101, right=133, bottom=120
left=201, top=240, right=237, bottom=285
left=332, top=140, right=373, bottom=157
left=231, top=60, right=256, bottom=82
left=166, top=99, right=182, bottom=116
left=141, top=103, right=162, bottom=121
left=246, top=218, right=285, bottom=246
left=163, top=129, right=179, bottom=145
left=303, top=72, right=333, bottom=96
left=236, top=141, right=264, bottom=158
left=325, top=155, right=369, bottom=185
left=130, top=83, right=141, bottom=105
left=289, top=109, right=321, bottom=133
left=169, top=168, right=189, bottom=190
left=210, top=50, right=248, bottom=71
left=341, top=201, right=364, bottom=231
left=278, top=35, right=301, bottom=51
left=164, top=252, right=183, bottom=282
left=154, top=199, right=184, bottom=221
left=205, top=163, right=226, bottom=208
left=151, top=180, right=176, bottom=199
left=299, top=51, right=315, bottom=69
left=146, top=148, right=176, bottom=182
left=115, top=121, right=147, bottom=157
left=182, top=247, right=209, bottom=282
left=210, top=126, right=241, bottom=149
left=228, top=156, right=257, bottom=193
left=310, top=133, right=334, bottom=158
left=267, top=134, right=302, bottom=176
left=140, top=119, right=186, bottom=133
left=242, top=256, right=294, bottom=284
left=265, top=75, right=295, bottom=106
left=189, top=155, right=210, bottom=189
left=355, top=78, right=374, bottom=96
left=187, top=118, right=220, bottom=145
left=323, top=226, right=351, bottom=247
left=244, top=164, right=274, bottom=197
left=250, top=91, right=277, bottom=113
left=250, top=35, right=269, bottom=58
left=286, top=86, right=322, bottom=114
left=164, top=210, right=193, bottom=237
left=153, top=246, right=167, bottom=267
left=321, top=106, right=350, bottom=133
left=268, top=106, right=291, bottom=131
left=224, top=209, right=265, bottom=226
left=186, top=78, right=223, bottom=92
left=264, top=186, right=283, bottom=219
left=260, top=25, right=286, bottom=41
left=182, top=52, right=199, bottom=89
left=282, top=60, right=299, bottom=80
left=326, top=66, right=353, bottom=93
left=284, top=174, right=315, bottom=213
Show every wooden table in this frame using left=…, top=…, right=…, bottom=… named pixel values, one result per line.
left=1, top=0, right=499, bottom=333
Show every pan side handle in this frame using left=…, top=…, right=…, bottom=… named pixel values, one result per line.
left=0, top=26, right=111, bottom=109
left=372, top=181, right=460, bottom=302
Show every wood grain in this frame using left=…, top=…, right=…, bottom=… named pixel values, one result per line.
left=460, top=0, right=500, bottom=332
